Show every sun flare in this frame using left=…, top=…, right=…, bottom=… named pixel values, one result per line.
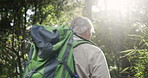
left=93, top=0, right=128, bottom=14
left=107, top=0, right=128, bottom=11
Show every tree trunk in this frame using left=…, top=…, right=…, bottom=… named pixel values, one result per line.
left=84, top=0, right=93, bottom=20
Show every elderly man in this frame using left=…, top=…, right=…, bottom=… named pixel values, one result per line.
left=70, top=16, right=111, bottom=78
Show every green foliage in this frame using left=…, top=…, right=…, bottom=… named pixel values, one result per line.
left=121, top=36, right=148, bottom=78
left=91, top=0, right=148, bottom=77
left=1, top=0, right=148, bottom=78
left=0, top=0, right=82, bottom=77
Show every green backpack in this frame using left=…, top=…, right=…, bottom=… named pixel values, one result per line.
left=23, top=25, right=90, bottom=78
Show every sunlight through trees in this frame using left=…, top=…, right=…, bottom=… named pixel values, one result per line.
left=0, top=0, right=148, bottom=78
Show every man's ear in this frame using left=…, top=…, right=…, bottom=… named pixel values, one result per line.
left=79, top=29, right=91, bottom=40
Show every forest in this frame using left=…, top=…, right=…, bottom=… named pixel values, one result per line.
left=0, top=0, right=148, bottom=78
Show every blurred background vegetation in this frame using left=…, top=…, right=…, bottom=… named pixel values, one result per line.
left=0, top=0, right=148, bottom=78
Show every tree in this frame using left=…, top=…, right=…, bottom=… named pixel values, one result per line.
left=0, top=0, right=81, bottom=77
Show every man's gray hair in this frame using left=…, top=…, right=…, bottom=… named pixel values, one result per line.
left=70, top=16, right=94, bottom=34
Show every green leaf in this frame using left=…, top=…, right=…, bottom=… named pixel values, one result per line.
left=121, top=67, right=130, bottom=73
left=120, top=51, right=136, bottom=58
left=120, top=49, right=134, bottom=53
left=128, top=34, right=141, bottom=37
left=19, top=36, right=23, bottom=40
left=145, top=43, right=148, bottom=47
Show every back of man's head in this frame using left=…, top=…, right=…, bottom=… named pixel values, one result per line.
left=70, top=16, right=94, bottom=35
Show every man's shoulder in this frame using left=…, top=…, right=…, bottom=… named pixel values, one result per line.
left=78, top=43, right=99, bottom=49
left=74, top=43, right=102, bottom=53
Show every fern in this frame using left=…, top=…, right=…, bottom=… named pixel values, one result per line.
left=121, top=35, right=148, bottom=78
